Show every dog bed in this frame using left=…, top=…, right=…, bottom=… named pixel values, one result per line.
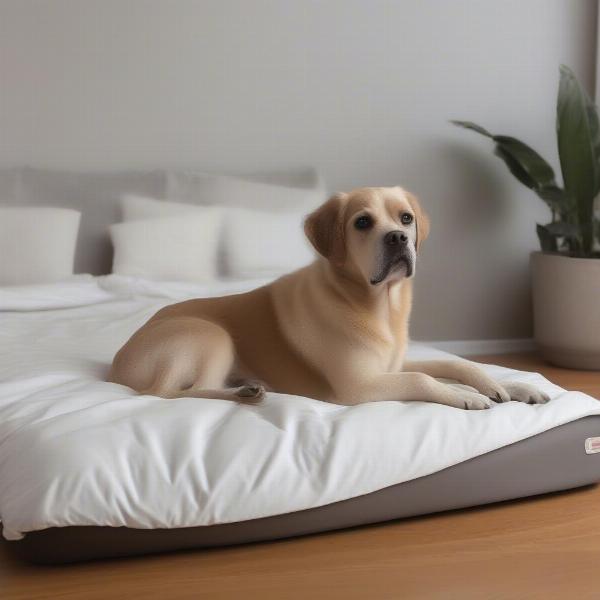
left=2, top=276, right=600, bottom=563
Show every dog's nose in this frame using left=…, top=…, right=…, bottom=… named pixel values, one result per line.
left=384, top=231, right=408, bottom=246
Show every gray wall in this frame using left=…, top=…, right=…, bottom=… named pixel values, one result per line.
left=0, top=0, right=597, bottom=340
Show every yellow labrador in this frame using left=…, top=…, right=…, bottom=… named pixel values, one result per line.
left=109, top=187, right=549, bottom=409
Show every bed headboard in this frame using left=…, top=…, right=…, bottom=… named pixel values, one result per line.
left=0, top=167, right=324, bottom=275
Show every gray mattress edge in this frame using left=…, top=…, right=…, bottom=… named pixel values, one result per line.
left=7, top=415, right=600, bottom=564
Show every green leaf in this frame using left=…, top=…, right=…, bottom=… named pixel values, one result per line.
left=452, top=120, right=569, bottom=215
left=493, top=136, right=557, bottom=190
left=536, top=224, right=558, bottom=252
left=535, top=185, right=571, bottom=215
left=556, top=65, right=600, bottom=254
left=535, top=185, right=567, bottom=203
left=543, top=221, right=580, bottom=238
left=450, top=120, right=493, bottom=138
left=492, top=140, right=572, bottom=216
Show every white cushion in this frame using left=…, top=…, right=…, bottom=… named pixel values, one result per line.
left=0, top=207, right=81, bottom=285
left=109, top=211, right=221, bottom=283
left=224, top=207, right=315, bottom=278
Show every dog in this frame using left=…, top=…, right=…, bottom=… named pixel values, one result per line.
left=108, top=186, right=549, bottom=409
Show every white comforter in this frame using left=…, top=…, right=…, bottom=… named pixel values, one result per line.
left=1, top=276, right=599, bottom=541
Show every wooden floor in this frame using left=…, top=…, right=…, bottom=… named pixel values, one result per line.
left=2, top=353, right=600, bottom=600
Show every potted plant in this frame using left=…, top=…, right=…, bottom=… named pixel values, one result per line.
left=453, top=65, right=600, bottom=370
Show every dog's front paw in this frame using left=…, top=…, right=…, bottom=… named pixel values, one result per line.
left=460, top=390, right=495, bottom=410
left=503, top=382, right=550, bottom=405
left=476, top=380, right=511, bottom=404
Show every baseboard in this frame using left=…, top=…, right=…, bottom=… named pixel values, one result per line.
left=420, top=338, right=536, bottom=356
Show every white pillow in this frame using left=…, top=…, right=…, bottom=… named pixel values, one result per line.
left=120, top=195, right=315, bottom=279
left=109, top=212, right=221, bottom=283
left=0, top=207, right=81, bottom=285
left=224, top=207, right=315, bottom=279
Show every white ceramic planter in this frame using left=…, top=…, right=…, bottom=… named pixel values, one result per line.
left=531, top=251, right=600, bottom=370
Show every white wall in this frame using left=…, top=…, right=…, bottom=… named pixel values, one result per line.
left=0, top=0, right=596, bottom=340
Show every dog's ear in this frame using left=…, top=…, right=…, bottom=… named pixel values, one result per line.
left=304, top=193, right=348, bottom=263
left=405, top=191, right=430, bottom=252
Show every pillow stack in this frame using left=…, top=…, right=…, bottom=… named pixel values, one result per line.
left=110, top=173, right=324, bottom=283
left=0, top=170, right=326, bottom=286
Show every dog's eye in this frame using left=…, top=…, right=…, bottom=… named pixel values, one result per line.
left=354, top=215, right=373, bottom=230
left=400, top=212, right=413, bottom=225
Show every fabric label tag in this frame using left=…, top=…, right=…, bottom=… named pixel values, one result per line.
left=585, top=437, right=600, bottom=454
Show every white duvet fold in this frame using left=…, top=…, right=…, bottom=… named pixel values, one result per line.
left=1, top=275, right=599, bottom=541
left=0, top=275, right=114, bottom=311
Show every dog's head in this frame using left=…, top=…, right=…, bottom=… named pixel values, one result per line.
left=304, top=187, right=430, bottom=287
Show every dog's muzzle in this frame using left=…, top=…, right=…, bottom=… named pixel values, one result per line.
left=369, top=230, right=414, bottom=285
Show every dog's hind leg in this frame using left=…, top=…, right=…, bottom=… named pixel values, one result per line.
left=138, top=318, right=265, bottom=403
left=169, top=383, right=266, bottom=403
left=141, top=369, right=265, bottom=403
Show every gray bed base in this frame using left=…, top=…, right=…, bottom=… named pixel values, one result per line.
left=7, top=415, right=600, bottom=564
